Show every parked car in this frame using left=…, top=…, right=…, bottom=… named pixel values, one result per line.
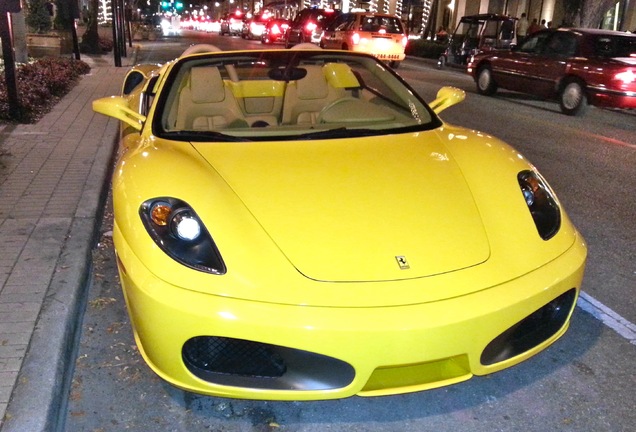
left=219, top=10, right=244, bottom=36
left=261, top=18, right=290, bottom=44
left=320, top=12, right=407, bottom=68
left=468, top=28, right=636, bottom=116
left=285, top=8, right=340, bottom=47
left=438, top=13, right=517, bottom=69
left=92, top=45, right=586, bottom=400
left=242, top=13, right=269, bottom=40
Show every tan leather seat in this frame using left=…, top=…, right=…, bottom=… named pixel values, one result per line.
left=176, top=66, right=248, bottom=130
left=281, top=65, right=344, bottom=125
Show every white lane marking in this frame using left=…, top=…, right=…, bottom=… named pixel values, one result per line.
left=577, top=291, right=636, bottom=345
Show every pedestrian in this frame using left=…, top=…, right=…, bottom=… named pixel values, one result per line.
left=435, top=26, right=448, bottom=43
left=517, top=12, right=529, bottom=44
left=540, top=19, right=547, bottom=28
left=527, top=18, right=541, bottom=35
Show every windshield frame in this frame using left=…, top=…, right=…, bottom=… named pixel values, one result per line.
left=151, top=50, right=442, bottom=142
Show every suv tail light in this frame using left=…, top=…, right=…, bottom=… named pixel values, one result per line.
left=614, top=68, right=636, bottom=85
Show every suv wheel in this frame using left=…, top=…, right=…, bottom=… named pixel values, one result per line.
left=476, top=66, right=497, bottom=96
left=559, top=79, right=588, bottom=116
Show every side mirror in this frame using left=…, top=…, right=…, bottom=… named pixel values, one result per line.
left=92, top=96, right=146, bottom=131
left=429, top=86, right=466, bottom=114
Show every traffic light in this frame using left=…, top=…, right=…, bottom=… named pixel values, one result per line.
left=161, top=1, right=170, bottom=10
left=175, top=1, right=184, bottom=10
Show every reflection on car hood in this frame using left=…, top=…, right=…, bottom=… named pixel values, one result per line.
left=193, top=131, right=490, bottom=283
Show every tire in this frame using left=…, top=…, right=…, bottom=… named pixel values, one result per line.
left=559, top=79, right=588, bottom=116
left=476, top=66, right=497, bottom=96
left=389, top=61, right=400, bottom=69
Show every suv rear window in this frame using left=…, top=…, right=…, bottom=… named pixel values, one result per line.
left=359, top=16, right=404, bottom=34
left=595, top=35, right=636, bottom=57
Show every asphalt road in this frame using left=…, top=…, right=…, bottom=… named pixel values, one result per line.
left=65, top=31, right=636, bottom=432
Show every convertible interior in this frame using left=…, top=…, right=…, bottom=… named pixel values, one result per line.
left=154, top=50, right=435, bottom=139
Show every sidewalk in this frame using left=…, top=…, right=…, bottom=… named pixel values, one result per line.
left=0, top=48, right=136, bottom=432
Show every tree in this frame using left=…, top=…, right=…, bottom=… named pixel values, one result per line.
left=25, top=0, right=53, bottom=33
left=561, top=0, right=620, bottom=28
left=54, top=0, right=75, bottom=31
left=79, top=0, right=100, bottom=53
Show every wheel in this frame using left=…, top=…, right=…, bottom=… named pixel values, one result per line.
left=476, top=66, right=497, bottom=96
left=389, top=61, right=400, bottom=69
left=559, top=79, right=588, bottom=116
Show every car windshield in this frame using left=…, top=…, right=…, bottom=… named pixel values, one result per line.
left=153, top=50, right=440, bottom=142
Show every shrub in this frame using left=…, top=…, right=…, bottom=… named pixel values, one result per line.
left=0, top=57, right=91, bottom=123
left=405, top=38, right=447, bottom=59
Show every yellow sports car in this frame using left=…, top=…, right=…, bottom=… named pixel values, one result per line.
left=93, top=46, right=587, bottom=400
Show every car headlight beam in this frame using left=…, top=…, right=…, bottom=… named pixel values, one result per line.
left=141, top=198, right=226, bottom=274
left=517, top=170, right=561, bottom=240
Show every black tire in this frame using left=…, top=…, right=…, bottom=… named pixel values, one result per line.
left=389, top=61, right=400, bottom=69
left=476, top=65, right=497, bottom=96
left=559, top=79, right=588, bottom=116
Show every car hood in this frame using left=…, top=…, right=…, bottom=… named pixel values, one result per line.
left=192, top=132, right=490, bottom=283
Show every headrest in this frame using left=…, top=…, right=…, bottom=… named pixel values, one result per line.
left=323, top=63, right=360, bottom=89
left=296, top=66, right=329, bottom=100
left=190, top=67, right=225, bottom=104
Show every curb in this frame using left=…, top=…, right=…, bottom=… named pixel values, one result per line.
left=1, top=48, right=137, bottom=432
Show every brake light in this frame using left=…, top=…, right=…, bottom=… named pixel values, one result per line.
left=305, top=22, right=317, bottom=32
left=352, top=32, right=360, bottom=45
left=614, top=69, right=636, bottom=84
left=401, top=36, right=408, bottom=48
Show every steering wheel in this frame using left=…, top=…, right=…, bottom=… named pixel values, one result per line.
left=317, top=97, right=359, bottom=124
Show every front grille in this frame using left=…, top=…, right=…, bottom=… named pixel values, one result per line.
left=182, top=336, right=356, bottom=391
left=481, top=289, right=577, bottom=365
left=183, top=336, right=286, bottom=378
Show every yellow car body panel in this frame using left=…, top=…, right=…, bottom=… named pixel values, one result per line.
left=114, top=221, right=585, bottom=399
left=96, top=49, right=587, bottom=399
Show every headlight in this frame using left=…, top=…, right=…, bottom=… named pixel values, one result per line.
left=517, top=170, right=561, bottom=240
left=140, top=198, right=226, bottom=274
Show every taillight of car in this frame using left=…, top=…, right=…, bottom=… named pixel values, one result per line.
left=352, top=32, right=360, bottom=45
left=271, top=24, right=281, bottom=35
left=401, top=36, right=408, bottom=48
left=614, top=69, right=636, bottom=85
left=305, top=21, right=317, bottom=32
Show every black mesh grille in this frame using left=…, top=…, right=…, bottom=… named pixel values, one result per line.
left=183, top=336, right=287, bottom=378
left=481, top=288, right=577, bottom=365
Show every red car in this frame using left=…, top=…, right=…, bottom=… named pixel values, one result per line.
left=261, top=18, right=290, bottom=44
left=467, top=28, right=636, bottom=115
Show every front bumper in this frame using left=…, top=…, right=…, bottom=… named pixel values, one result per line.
left=115, top=226, right=586, bottom=400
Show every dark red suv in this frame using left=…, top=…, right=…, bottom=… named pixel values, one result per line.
left=468, top=28, right=636, bottom=116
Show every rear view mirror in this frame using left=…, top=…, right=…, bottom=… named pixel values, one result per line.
left=268, top=67, right=308, bottom=82
left=93, top=96, right=146, bottom=131
left=429, top=86, right=466, bottom=114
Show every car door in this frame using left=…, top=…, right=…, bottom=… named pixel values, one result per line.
left=490, top=31, right=552, bottom=92
left=528, top=31, right=579, bottom=98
